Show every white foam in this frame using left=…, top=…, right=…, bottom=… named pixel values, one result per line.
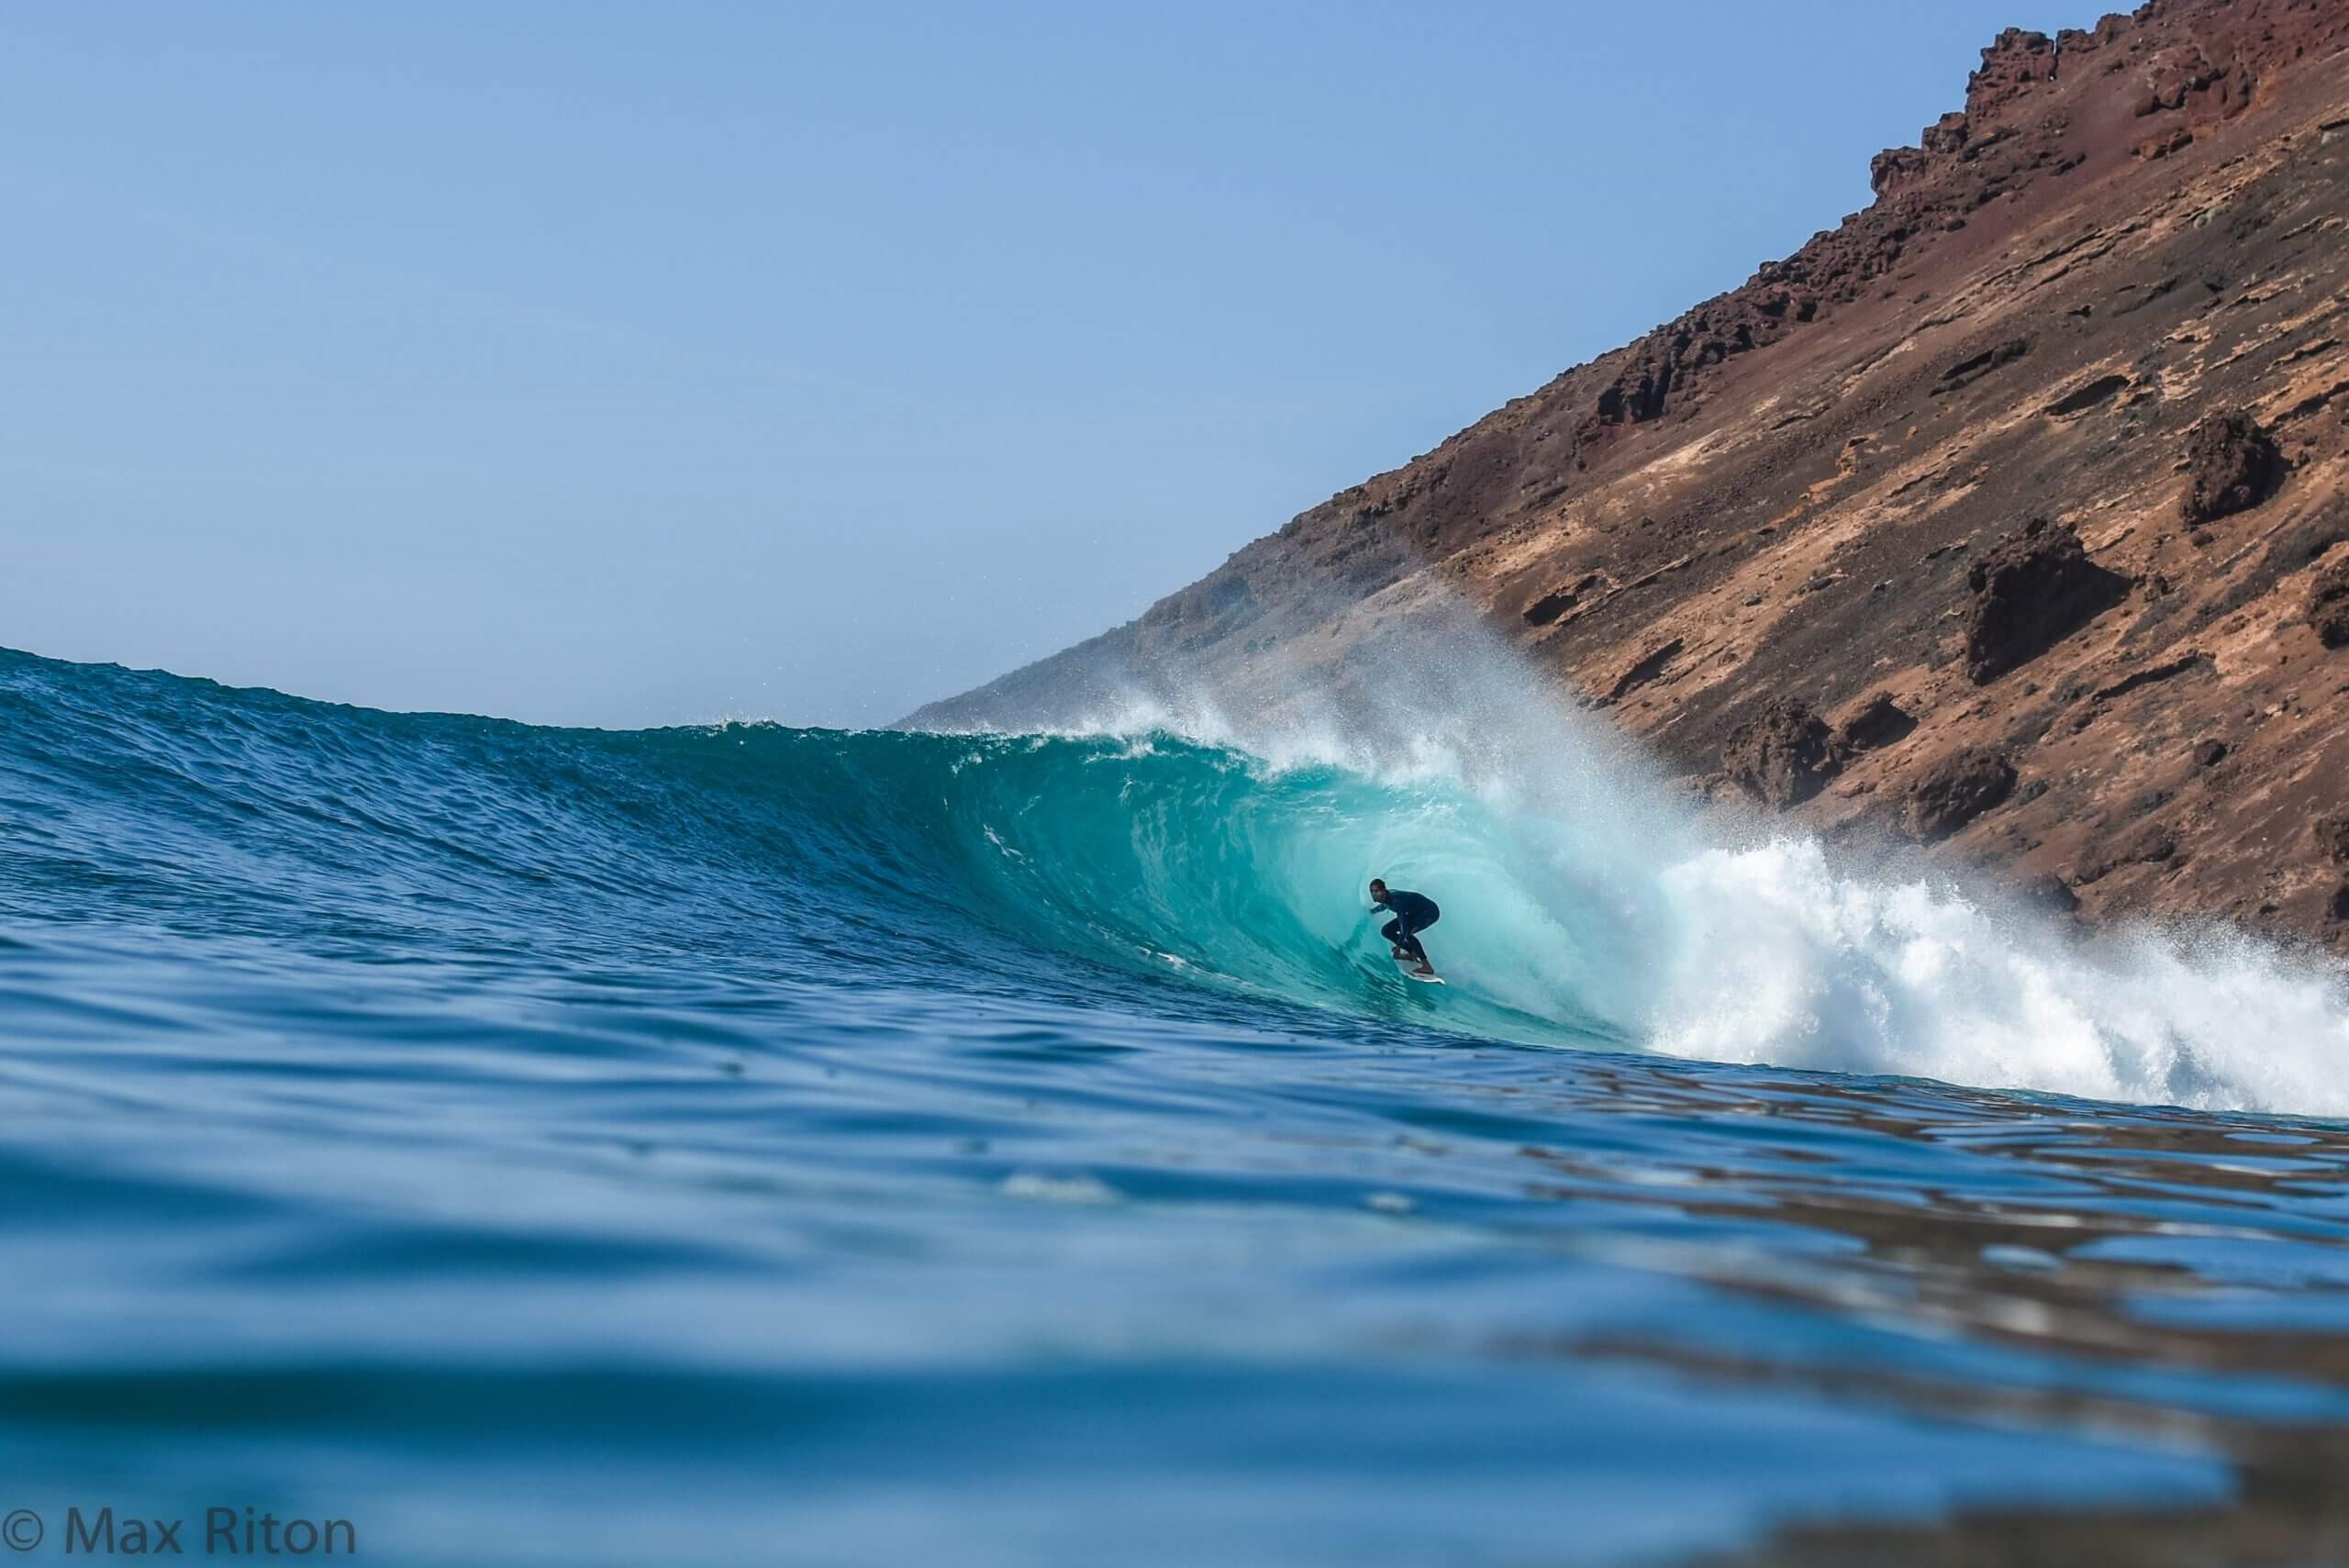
left=983, top=595, right=2349, bottom=1116
left=1647, top=837, right=2349, bottom=1115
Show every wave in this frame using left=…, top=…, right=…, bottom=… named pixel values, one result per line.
left=5, top=645, right=2346, bottom=1115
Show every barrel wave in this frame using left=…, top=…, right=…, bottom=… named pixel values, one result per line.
left=7, top=645, right=2346, bottom=1111
left=3, top=647, right=1620, bottom=1040
left=12, top=643, right=2349, bottom=1566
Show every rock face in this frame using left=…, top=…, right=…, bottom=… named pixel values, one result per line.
left=1962, top=520, right=2123, bottom=684
left=1908, top=749, right=2018, bottom=841
left=2181, top=408, right=2284, bottom=525
left=1723, top=700, right=1837, bottom=808
left=915, top=0, right=2349, bottom=951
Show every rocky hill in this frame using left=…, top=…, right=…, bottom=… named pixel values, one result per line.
left=910, top=0, right=2349, bottom=951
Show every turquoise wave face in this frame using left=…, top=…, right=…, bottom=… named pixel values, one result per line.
left=10, top=644, right=2349, bottom=1565
left=838, top=729, right=1638, bottom=1046
left=2, top=646, right=1632, bottom=1051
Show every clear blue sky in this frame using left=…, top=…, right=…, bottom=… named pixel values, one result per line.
left=0, top=2, right=2087, bottom=729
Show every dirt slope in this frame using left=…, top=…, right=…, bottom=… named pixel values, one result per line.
left=912, top=0, right=2349, bottom=950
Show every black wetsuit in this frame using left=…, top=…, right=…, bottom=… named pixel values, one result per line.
left=1377, top=888, right=1440, bottom=966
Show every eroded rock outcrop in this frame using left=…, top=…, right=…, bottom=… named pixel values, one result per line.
left=1723, top=700, right=1838, bottom=809
left=1963, top=520, right=2124, bottom=684
left=2181, top=408, right=2284, bottom=526
left=1909, top=748, right=2019, bottom=841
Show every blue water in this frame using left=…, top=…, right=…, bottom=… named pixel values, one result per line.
left=7, top=643, right=2349, bottom=1564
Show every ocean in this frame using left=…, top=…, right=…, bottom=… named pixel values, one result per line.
left=5, top=640, right=2349, bottom=1565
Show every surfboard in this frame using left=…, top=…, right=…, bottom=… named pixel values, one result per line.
left=1396, top=961, right=1445, bottom=984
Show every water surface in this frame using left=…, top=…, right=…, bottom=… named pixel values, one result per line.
left=6, top=646, right=2349, bottom=1564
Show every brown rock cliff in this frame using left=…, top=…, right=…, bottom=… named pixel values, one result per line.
left=912, top=0, right=2349, bottom=951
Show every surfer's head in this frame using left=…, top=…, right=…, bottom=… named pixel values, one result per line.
left=1368, top=880, right=1388, bottom=904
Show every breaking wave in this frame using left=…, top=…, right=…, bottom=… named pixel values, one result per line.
left=5, top=644, right=2344, bottom=1114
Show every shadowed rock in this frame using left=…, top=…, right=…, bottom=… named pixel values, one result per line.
left=2043, top=373, right=2132, bottom=417
left=1909, top=748, right=2017, bottom=840
left=1964, top=519, right=2126, bottom=684
left=1603, top=638, right=1683, bottom=705
left=2181, top=408, right=2284, bottom=525
left=1723, top=699, right=1838, bottom=808
left=1934, top=338, right=2032, bottom=395
left=1523, top=573, right=1604, bottom=628
left=1837, top=693, right=1918, bottom=754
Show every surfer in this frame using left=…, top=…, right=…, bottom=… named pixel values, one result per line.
left=1368, top=880, right=1440, bottom=978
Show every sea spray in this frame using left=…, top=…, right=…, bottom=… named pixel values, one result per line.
left=903, top=600, right=2349, bottom=1113
left=1648, top=836, right=2349, bottom=1114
